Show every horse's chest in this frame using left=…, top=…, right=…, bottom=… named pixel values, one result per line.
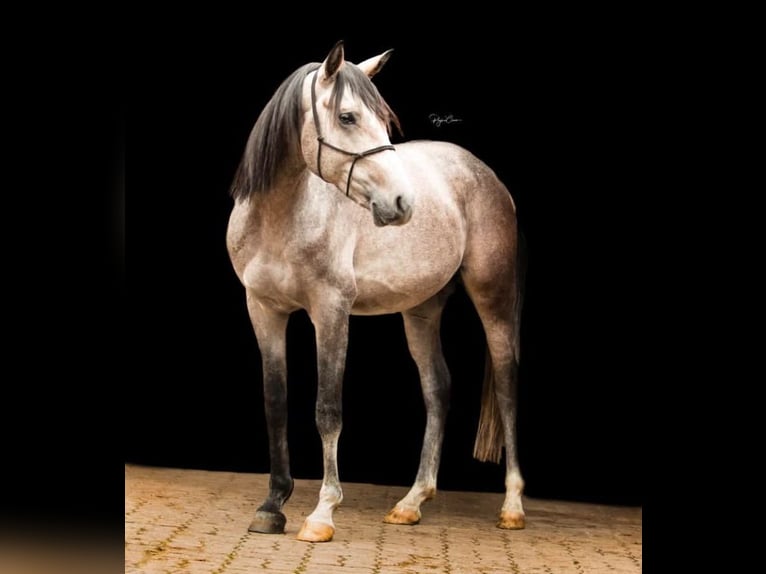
left=241, top=242, right=343, bottom=309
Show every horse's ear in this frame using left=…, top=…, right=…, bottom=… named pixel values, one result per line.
left=357, top=49, right=394, bottom=79
left=319, top=40, right=345, bottom=82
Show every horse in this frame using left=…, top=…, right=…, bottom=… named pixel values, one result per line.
left=226, top=40, right=526, bottom=543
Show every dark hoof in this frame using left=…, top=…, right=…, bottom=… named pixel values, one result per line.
left=248, top=510, right=287, bottom=534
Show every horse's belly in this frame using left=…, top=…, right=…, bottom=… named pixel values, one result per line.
left=351, top=281, right=451, bottom=315
left=351, top=252, right=462, bottom=315
left=350, top=199, right=465, bottom=315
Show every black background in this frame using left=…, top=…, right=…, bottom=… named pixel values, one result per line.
left=1, top=8, right=762, bottom=571
left=126, top=13, right=648, bottom=506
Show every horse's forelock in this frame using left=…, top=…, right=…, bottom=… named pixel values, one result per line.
left=330, top=65, right=401, bottom=137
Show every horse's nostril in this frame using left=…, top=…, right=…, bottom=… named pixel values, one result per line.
left=396, top=195, right=406, bottom=213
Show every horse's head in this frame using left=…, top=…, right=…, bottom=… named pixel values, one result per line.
left=301, top=41, right=414, bottom=226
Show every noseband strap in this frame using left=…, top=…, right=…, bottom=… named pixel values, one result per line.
left=310, top=70, right=395, bottom=196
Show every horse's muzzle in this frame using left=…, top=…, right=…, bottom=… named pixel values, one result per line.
left=371, top=195, right=412, bottom=227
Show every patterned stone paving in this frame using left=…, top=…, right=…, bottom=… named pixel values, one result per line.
left=125, top=465, right=641, bottom=573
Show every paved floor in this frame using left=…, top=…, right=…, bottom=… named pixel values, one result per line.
left=125, top=465, right=641, bottom=573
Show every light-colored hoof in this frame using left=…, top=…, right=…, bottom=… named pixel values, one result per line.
left=383, top=506, right=421, bottom=525
left=296, top=520, right=335, bottom=542
left=497, top=511, right=526, bottom=530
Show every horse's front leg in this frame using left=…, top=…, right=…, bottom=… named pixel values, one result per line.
left=245, top=294, right=293, bottom=534
left=296, top=305, right=349, bottom=543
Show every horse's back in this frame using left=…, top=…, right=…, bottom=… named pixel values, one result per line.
left=397, top=140, right=516, bottom=214
left=396, top=141, right=517, bottom=244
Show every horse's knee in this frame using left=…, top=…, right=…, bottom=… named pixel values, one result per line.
left=315, top=403, right=342, bottom=435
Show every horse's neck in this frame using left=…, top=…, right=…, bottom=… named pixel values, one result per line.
left=250, top=167, right=330, bottom=228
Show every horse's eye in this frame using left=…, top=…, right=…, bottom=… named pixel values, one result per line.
left=339, top=112, right=356, bottom=125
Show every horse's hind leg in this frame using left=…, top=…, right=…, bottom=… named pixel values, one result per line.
left=384, top=287, right=453, bottom=525
left=461, top=228, right=526, bottom=529
left=245, top=293, right=294, bottom=534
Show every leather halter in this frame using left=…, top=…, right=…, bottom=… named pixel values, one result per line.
left=310, top=70, right=395, bottom=196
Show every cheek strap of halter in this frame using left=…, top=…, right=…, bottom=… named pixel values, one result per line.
left=310, top=70, right=396, bottom=197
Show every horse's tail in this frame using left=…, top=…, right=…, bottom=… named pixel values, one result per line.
left=473, top=230, right=526, bottom=464
left=473, top=350, right=504, bottom=463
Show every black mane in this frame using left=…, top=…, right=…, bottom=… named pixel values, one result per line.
left=230, top=63, right=400, bottom=201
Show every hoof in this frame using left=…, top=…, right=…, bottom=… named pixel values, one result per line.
left=383, top=506, right=421, bottom=525
left=296, top=520, right=335, bottom=542
left=248, top=510, right=287, bottom=534
left=497, top=511, right=526, bottom=530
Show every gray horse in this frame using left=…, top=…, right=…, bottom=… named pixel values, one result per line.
left=227, top=41, right=525, bottom=542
